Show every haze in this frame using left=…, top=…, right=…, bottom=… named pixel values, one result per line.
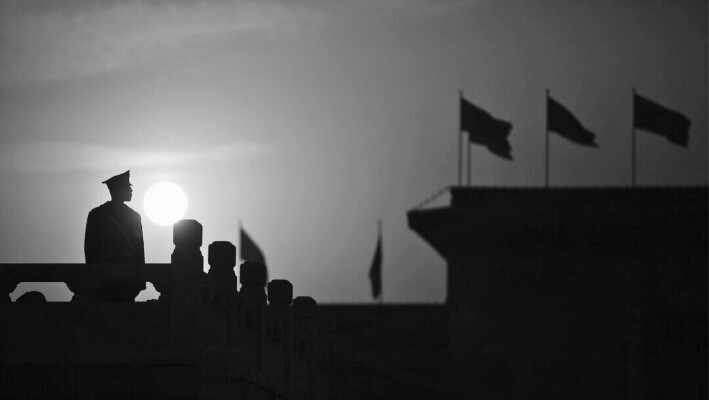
left=1, top=0, right=706, bottom=303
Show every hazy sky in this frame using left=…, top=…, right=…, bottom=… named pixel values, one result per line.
left=1, top=0, right=707, bottom=303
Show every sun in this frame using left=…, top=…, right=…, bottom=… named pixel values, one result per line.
left=143, top=182, right=188, bottom=226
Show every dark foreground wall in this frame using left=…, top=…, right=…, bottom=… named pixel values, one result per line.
left=408, top=186, right=708, bottom=399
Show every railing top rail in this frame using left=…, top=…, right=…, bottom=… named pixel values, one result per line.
left=0, top=263, right=174, bottom=282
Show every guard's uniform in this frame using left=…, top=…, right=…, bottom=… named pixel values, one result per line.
left=85, top=201, right=145, bottom=264
left=84, top=197, right=146, bottom=301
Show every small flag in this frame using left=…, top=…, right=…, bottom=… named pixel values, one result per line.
left=240, top=226, right=266, bottom=265
left=368, top=223, right=382, bottom=300
left=634, top=93, right=690, bottom=147
left=460, top=97, right=513, bottom=160
left=547, top=96, right=598, bottom=147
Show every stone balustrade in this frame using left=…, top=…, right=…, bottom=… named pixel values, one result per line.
left=0, top=218, right=335, bottom=400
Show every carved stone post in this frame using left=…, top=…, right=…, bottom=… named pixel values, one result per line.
left=240, top=261, right=267, bottom=306
left=239, top=261, right=267, bottom=375
left=207, top=241, right=237, bottom=295
left=292, top=296, right=318, bottom=395
left=206, top=241, right=237, bottom=346
left=172, top=219, right=203, bottom=266
left=168, top=219, right=204, bottom=355
left=267, top=280, right=293, bottom=384
left=268, top=280, right=293, bottom=308
left=200, top=242, right=242, bottom=398
left=292, top=296, right=316, bottom=321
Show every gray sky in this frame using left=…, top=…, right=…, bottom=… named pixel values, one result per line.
left=1, top=0, right=707, bottom=303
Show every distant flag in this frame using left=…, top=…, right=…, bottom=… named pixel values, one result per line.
left=460, top=96, right=513, bottom=160
left=546, top=96, right=598, bottom=147
left=633, top=93, right=690, bottom=147
left=368, top=221, right=382, bottom=300
left=240, top=225, right=266, bottom=265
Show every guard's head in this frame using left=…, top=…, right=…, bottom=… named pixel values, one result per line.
left=103, top=170, right=133, bottom=202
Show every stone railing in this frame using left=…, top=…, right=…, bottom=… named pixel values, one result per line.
left=0, top=219, right=205, bottom=303
left=0, top=219, right=336, bottom=400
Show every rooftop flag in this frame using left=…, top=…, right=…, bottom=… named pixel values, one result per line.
left=633, top=93, right=690, bottom=147
left=546, top=96, right=598, bottom=147
left=460, top=96, right=513, bottom=160
left=368, top=221, right=382, bottom=300
left=240, top=225, right=266, bottom=265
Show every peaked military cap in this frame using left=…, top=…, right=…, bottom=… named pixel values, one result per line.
left=102, top=170, right=132, bottom=187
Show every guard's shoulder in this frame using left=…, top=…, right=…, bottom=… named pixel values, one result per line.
left=89, top=202, right=112, bottom=216
left=124, top=205, right=142, bottom=220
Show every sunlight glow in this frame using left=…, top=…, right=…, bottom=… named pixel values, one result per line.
left=143, top=181, right=188, bottom=226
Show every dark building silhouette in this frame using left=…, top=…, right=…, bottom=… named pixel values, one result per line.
left=406, top=186, right=708, bottom=399
left=303, top=186, right=705, bottom=399
left=1, top=186, right=707, bottom=399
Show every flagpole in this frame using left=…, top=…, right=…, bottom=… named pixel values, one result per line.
left=378, top=219, right=383, bottom=305
left=467, top=141, right=471, bottom=186
left=458, top=91, right=463, bottom=187
left=461, top=91, right=472, bottom=186
left=545, top=89, right=550, bottom=188
left=632, top=87, right=636, bottom=187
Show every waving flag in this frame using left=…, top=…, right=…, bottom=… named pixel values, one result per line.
left=240, top=225, right=266, bottom=265
left=547, top=96, right=598, bottom=147
left=634, top=93, right=690, bottom=147
left=460, top=97, right=513, bottom=160
left=368, top=222, right=382, bottom=300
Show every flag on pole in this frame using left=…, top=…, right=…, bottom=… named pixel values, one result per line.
left=240, top=225, right=266, bottom=265
left=460, top=96, right=513, bottom=160
left=547, top=96, right=598, bottom=147
left=368, top=223, right=382, bottom=300
left=633, top=93, right=690, bottom=147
